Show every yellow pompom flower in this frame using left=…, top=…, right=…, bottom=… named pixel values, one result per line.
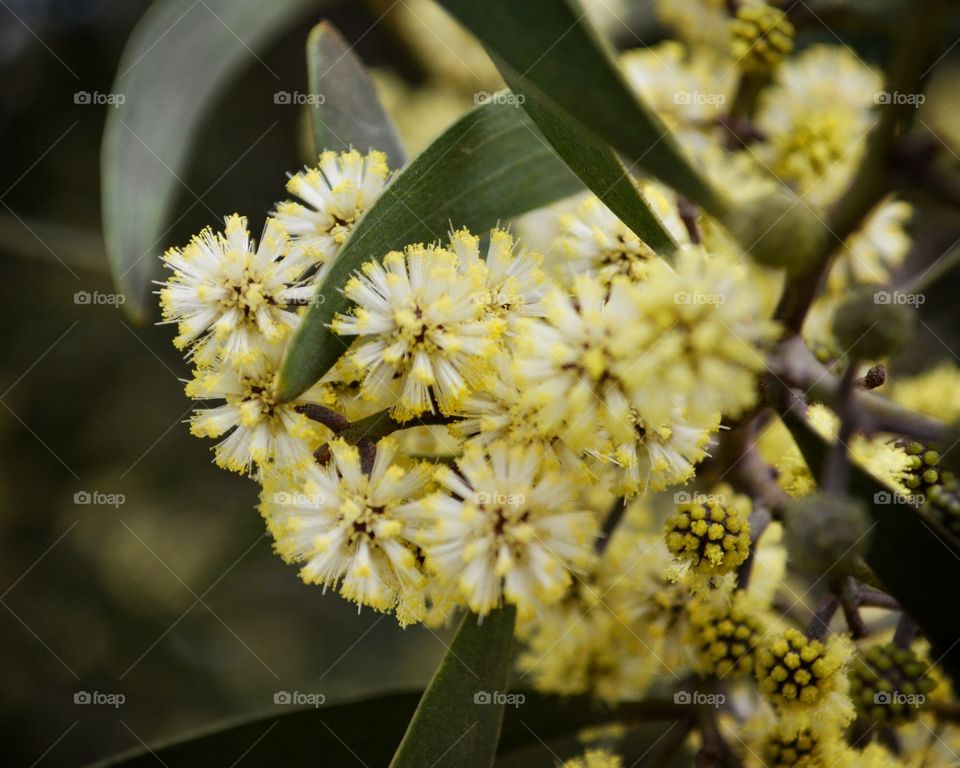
left=653, top=0, right=732, bottom=53
left=624, top=247, right=779, bottom=425
left=448, top=355, right=590, bottom=480
left=260, top=437, right=433, bottom=624
left=807, top=404, right=913, bottom=493
left=562, top=749, right=623, bottom=768
left=756, top=45, right=881, bottom=205
left=743, top=709, right=848, bottom=768
left=890, top=362, right=960, bottom=422
left=272, top=149, right=392, bottom=275
left=554, top=194, right=666, bottom=286
left=512, top=274, right=642, bottom=450
left=516, top=530, right=665, bottom=702
left=759, top=408, right=914, bottom=498
left=606, top=406, right=717, bottom=496
left=631, top=536, right=711, bottom=673
left=409, top=442, right=597, bottom=620
left=848, top=643, right=937, bottom=727
left=838, top=744, right=910, bottom=768
left=185, top=346, right=330, bottom=476
left=159, top=214, right=314, bottom=365
left=665, top=488, right=752, bottom=583
left=331, top=244, right=501, bottom=421
left=621, top=42, right=735, bottom=146
left=755, top=628, right=856, bottom=730
left=686, top=590, right=768, bottom=677
left=730, top=2, right=794, bottom=74
left=446, top=227, right=548, bottom=333
left=760, top=728, right=829, bottom=768
left=828, top=199, right=912, bottom=292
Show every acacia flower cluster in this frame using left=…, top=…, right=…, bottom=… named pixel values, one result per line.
left=155, top=0, right=960, bottom=763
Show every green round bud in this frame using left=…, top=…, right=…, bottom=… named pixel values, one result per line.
left=832, top=287, right=915, bottom=360
left=785, top=492, right=872, bottom=575
left=730, top=2, right=795, bottom=74
left=849, top=642, right=935, bottom=726
left=725, top=188, right=827, bottom=275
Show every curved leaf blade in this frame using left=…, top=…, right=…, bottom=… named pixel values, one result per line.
left=87, top=691, right=420, bottom=768
left=435, top=0, right=728, bottom=218
left=306, top=21, right=405, bottom=166
left=390, top=607, right=516, bottom=768
left=276, top=99, right=584, bottom=401
left=499, top=67, right=677, bottom=255
left=781, top=410, right=960, bottom=684
left=102, top=0, right=324, bottom=320
left=85, top=688, right=648, bottom=768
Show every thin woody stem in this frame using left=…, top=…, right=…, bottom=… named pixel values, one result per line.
left=822, top=362, right=859, bottom=493
left=807, top=592, right=841, bottom=640
left=768, top=336, right=946, bottom=443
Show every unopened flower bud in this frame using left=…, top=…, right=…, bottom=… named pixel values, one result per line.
left=833, top=287, right=914, bottom=361
left=726, top=188, right=827, bottom=275
left=785, top=492, right=871, bottom=575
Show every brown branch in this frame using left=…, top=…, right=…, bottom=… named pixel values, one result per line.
left=841, top=576, right=868, bottom=639
left=807, top=592, right=841, bottom=640
left=768, top=336, right=946, bottom=443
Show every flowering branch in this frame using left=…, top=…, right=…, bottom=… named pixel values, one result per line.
left=768, top=336, right=946, bottom=443
left=772, top=0, right=950, bottom=334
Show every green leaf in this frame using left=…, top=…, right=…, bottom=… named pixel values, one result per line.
left=86, top=688, right=652, bottom=768
left=102, top=0, right=325, bottom=321
left=305, top=21, right=406, bottom=167
left=86, top=691, right=420, bottom=768
left=781, top=410, right=960, bottom=683
left=390, top=606, right=516, bottom=768
left=276, top=100, right=583, bottom=401
left=435, top=0, right=728, bottom=218
left=498, top=67, right=678, bottom=255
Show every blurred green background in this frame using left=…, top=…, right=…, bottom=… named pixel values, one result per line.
left=0, top=1, right=453, bottom=764
left=3, top=1, right=960, bottom=765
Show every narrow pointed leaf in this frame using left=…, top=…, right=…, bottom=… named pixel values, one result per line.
left=499, top=65, right=678, bottom=255
left=87, top=689, right=671, bottom=768
left=305, top=21, right=405, bottom=166
left=390, top=606, right=516, bottom=768
left=102, top=0, right=325, bottom=320
left=781, top=410, right=960, bottom=684
left=276, top=99, right=583, bottom=401
left=435, top=0, right=728, bottom=218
